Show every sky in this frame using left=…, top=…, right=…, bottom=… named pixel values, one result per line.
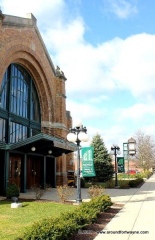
left=1, top=0, right=155, bottom=153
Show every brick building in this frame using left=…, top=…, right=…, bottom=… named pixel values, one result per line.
left=0, top=11, right=76, bottom=195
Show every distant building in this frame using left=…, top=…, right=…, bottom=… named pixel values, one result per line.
left=0, top=11, right=76, bottom=195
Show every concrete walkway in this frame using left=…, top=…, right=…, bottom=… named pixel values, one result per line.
left=94, top=173, right=155, bottom=240
left=18, top=185, right=139, bottom=204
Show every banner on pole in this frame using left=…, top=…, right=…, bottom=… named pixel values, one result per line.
left=117, top=157, right=125, bottom=173
left=82, top=147, right=96, bottom=177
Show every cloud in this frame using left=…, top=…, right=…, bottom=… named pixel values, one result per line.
left=0, top=0, right=64, bottom=17
left=1, top=0, right=155, bottom=150
left=47, top=33, right=123, bottom=98
left=142, top=124, right=155, bottom=137
left=111, top=33, right=155, bottom=99
left=66, top=100, right=108, bottom=121
left=87, top=124, right=129, bottom=152
left=116, top=103, right=155, bottom=122
left=46, top=26, right=155, bottom=103
left=102, top=0, right=138, bottom=19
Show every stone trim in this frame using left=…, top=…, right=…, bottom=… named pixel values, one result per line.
left=2, top=13, right=36, bottom=27
left=55, top=66, right=67, bottom=80
left=42, top=121, right=66, bottom=129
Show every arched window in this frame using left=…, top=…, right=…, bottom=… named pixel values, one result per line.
left=0, top=64, right=41, bottom=143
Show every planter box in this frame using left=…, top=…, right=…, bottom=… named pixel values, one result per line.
left=11, top=203, right=22, bottom=208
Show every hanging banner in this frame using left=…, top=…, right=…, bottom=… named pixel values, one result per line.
left=82, top=147, right=96, bottom=177
left=117, top=157, right=125, bottom=173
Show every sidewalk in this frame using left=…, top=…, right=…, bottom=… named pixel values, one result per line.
left=94, top=173, right=155, bottom=240
left=18, top=184, right=139, bottom=203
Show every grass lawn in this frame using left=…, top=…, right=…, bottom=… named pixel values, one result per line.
left=0, top=200, right=76, bottom=240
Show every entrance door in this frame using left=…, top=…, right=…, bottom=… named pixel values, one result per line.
left=46, top=157, right=56, bottom=187
left=27, top=157, right=42, bottom=188
left=10, top=156, right=21, bottom=189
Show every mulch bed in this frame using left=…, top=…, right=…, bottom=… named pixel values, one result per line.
left=70, top=203, right=123, bottom=240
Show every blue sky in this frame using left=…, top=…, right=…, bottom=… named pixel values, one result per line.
left=1, top=0, right=155, bottom=152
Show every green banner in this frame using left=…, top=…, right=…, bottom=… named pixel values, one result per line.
left=82, top=147, right=96, bottom=177
left=117, top=157, right=125, bottom=173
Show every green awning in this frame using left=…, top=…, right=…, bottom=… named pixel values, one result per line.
left=1, top=133, right=76, bottom=157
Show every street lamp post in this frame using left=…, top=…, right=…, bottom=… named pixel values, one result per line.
left=128, top=138, right=136, bottom=156
left=67, top=120, right=88, bottom=204
left=127, top=138, right=136, bottom=177
left=110, top=144, right=121, bottom=187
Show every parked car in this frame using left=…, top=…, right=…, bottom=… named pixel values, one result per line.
left=126, top=170, right=139, bottom=175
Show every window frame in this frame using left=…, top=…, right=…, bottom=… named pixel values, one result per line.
left=0, top=63, right=41, bottom=143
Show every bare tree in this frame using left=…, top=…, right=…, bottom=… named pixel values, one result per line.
left=134, top=130, right=155, bottom=171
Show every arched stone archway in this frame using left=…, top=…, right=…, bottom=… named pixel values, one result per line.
left=0, top=44, right=55, bottom=126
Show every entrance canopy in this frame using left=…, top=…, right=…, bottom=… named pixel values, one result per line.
left=2, top=133, right=76, bottom=157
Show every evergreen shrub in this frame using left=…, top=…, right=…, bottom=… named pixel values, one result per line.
left=128, top=178, right=144, bottom=188
left=118, top=180, right=130, bottom=189
left=104, top=179, right=115, bottom=188
left=6, top=183, right=20, bottom=199
left=16, top=195, right=112, bottom=240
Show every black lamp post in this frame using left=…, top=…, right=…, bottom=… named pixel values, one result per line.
left=67, top=120, right=88, bottom=204
left=110, top=144, right=121, bottom=187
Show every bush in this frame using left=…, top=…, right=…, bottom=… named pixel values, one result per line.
left=104, top=179, right=115, bottom=188
left=105, top=178, right=144, bottom=188
left=16, top=195, right=112, bottom=240
left=16, top=216, right=78, bottom=240
left=136, top=171, right=153, bottom=179
left=6, top=183, right=20, bottom=199
left=118, top=171, right=153, bottom=180
left=31, top=184, right=49, bottom=200
left=56, top=185, right=75, bottom=203
left=128, top=178, right=144, bottom=188
left=118, top=180, right=130, bottom=189
left=88, top=185, right=105, bottom=198
left=118, top=173, right=135, bottom=179
left=61, top=208, right=93, bottom=228
left=85, top=195, right=112, bottom=212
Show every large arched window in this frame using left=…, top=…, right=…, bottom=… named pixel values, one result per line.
left=0, top=64, right=41, bottom=143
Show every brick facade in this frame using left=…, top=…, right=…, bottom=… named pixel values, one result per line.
left=0, top=11, right=74, bottom=187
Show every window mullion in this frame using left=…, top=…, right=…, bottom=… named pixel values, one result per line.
left=6, top=65, right=12, bottom=143
left=28, top=78, right=32, bottom=137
